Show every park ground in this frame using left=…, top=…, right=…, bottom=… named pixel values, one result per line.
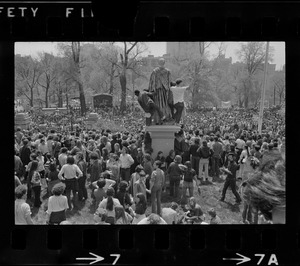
left=31, top=173, right=248, bottom=225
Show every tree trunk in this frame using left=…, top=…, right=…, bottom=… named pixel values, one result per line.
left=30, top=88, right=34, bottom=107
left=57, top=88, right=63, bottom=108
left=119, top=73, right=127, bottom=111
left=78, top=82, right=86, bottom=116
left=45, top=86, right=49, bottom=108
left=109, top=64, right=114, bottom=95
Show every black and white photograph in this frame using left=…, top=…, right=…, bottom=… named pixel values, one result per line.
left=14, top=41, right=285, bottom=225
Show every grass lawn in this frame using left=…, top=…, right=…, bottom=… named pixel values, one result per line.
left=30, top=173, right=247, bottom=225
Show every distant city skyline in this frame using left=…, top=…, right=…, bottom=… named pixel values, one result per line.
left=15, top=41, right=285, bottom=70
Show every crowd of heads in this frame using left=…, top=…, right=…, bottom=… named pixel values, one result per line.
left=14, top=105, right=285, bottom=224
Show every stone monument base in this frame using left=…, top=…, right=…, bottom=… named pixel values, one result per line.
left=145, top=125, right=180, bottom=158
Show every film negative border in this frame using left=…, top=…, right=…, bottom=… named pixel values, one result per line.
left=0, top=1, right=299, bottom=39
left=1, top=0, right=299, bottom=265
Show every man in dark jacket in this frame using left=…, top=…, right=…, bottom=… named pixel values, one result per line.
left=19, top=139, right=31, bottom=167
left=134, top=90, right=165, bottom=126
left=166, top=155, right=183, bottom=199
left=220, top=153, right=242, bottom=204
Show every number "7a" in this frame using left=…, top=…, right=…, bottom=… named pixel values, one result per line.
left=255, top=254, right=279, bottom=265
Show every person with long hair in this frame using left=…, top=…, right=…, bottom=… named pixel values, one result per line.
left=98, top=187, right=121, bottom=224
left=58, top=156, right=83, bottom=210
left=237, top=141, right=251, bottom=180
left=106, top=153, right=121, bottom=188
left=115, top=206, right=133, bottom=224
left=76, top=152, right=88, bottom=201
left=132, top=193, right=147, bottom=224
left=46, top=162, right=60, bottom=196
left=29, top=160, right=42, bottom=208
left=15, top=185, right=33, bottom=224
left=46, top=183, right=68, bottom=225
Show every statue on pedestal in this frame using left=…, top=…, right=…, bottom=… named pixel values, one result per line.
left=134, top=90, right=165, bottom=126
left=148, top=58, right=173, bottom=124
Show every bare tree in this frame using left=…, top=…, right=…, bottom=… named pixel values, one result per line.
left=57, top=42, right=87, bottom=115
left=15, top=55, right=41, bottom=107
left=116, top=42, right=147, bottom=111
left=37, top=52, right=56, bottom=108
left=236, top=42, right=274, bottom=108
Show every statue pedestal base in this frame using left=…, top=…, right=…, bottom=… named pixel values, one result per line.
left=146, top=125, right=180, bottom=158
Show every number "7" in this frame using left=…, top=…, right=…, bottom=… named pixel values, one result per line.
left=111, top=254, right=121, bottom=265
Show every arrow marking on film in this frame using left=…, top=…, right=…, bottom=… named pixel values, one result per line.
left=76, top=252, right=105, bottom=265
left=223, top=253, right=251, bottom=265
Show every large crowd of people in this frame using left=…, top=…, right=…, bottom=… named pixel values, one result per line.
left=14, top=106, right=285, bottom=225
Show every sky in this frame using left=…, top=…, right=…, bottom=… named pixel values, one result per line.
left=15, top=41, right=285, bottom=70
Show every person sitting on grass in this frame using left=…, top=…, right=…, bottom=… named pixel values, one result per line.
left=92, top=179, right=106, bottom=206
left=137, top=213, right=167, bottom=224
left=132, top=193, right=147, bottom=224
left=183, top=197, right=205, bottom=224
left=93, top=208, right=110, bottom=225
left=115, top=205, right=133, bottom=224
left=161, top=202, right=180, bottom=224
left=97, top=187, right=122, bottom=224
left=46, top=183, right=68, bottom=225
left=207, top=208, right=221, bottom=224
left=15, top=185, right=34, bottom=225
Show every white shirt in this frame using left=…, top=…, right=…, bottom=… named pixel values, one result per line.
left=161, top=207, right=178, bottom=224
left=15, top=199, right=32, bottom=225
left=119, top=154, right=134, bottom=169
left=38, top=143, right=49, bottom=154
left=98, top=198, right=121, bottom=217
left=137, top=216, right=168, bottom=224
left=58, top=153, right=68, bottom=167
left=58, top=164, right=83, bottom=180
left=46, top=195, right=69, bottom=215
left=235, top=139, right=245, bottom=149
left=170, top=86, right=188, bottom=104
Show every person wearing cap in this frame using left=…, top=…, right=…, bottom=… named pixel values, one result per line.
left=15, top=185, right=34, bottom=225
left=170, top=79, right=190, bottom=124
left=161, top=202, right=180, bottom=224
left=133, top=169, right=150, bottom=201
left=166, top=155, right=183, bottom=199
left=220, top=153, right=242, bottom=204
left=207, top=208, right=221, bottom=224
left=46, top=183, right=68, bottom=225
